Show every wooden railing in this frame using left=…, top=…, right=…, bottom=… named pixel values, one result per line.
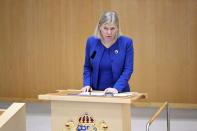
left=0, top=103, right=26, bottom=131
left=146, top=102, right=170, bottom=131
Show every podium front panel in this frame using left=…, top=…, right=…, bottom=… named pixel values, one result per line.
left=38, top=90, right=147, bottom=131
left=51, top=100, right=131, bottom=131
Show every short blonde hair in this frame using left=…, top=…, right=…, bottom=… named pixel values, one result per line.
left=94, top=11, right=121, bottom=40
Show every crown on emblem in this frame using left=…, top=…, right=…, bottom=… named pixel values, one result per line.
left=78, top=113, right=94, bottom=123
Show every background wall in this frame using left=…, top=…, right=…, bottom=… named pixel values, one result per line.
left=0, top=0, right=196, bottom=104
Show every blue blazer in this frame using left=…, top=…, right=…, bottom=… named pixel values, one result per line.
left=83, top=36, right=134, bottom=92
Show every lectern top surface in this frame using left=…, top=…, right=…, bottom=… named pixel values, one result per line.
left=38, top=90, right=147, bottom=104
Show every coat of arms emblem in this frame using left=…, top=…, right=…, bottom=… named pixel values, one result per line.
left=64, top=113, right=108, bottom=131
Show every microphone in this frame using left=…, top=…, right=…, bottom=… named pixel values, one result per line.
left=91, top=51, right=96, bottom=59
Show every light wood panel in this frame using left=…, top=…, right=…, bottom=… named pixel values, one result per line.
left=38, top=90, right=147, bottom=104
left=0, top=0, right=196, bottom=105
left=51, top=101, right=130, bottom=131
left=0, top=103, right=26, bottom=131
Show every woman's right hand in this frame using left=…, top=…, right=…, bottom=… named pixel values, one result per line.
left=81, top=86, right=92, bottom=92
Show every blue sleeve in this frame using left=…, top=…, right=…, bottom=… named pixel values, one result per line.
left=83, top=38, right=92, bottom=87
left=113, top=39, right=134, bottom=92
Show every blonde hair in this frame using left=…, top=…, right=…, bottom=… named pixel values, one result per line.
left=94, top=11, right=121, bottom=40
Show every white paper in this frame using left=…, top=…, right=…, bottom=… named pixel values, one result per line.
left=79, top=92, right=133, bottom=97
left=79, top=92, right=104, bottom=96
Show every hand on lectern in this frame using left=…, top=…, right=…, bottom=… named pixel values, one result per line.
left=81, top=86, right=92, bottom=92
left=104, top=88, right=118, bottom=94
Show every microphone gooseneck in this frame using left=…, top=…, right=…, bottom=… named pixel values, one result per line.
left=91, top=51, right=96, bottom=59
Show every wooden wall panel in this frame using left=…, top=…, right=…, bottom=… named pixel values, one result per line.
left=0, top=0, right=196, bottom=104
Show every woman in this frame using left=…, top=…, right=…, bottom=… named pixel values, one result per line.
left=81, top=11, right=134, bottom=93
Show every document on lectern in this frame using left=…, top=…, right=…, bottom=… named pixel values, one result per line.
left=78, top=92, right=134, bottom=97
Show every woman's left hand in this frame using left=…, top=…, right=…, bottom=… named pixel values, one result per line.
left=104, top=88, right=118, bottom=94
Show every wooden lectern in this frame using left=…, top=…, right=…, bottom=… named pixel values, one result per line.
left=38, top=90, right=146, bottom=131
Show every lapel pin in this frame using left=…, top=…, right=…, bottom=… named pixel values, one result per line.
left=114, top=50, right=119, bottom=54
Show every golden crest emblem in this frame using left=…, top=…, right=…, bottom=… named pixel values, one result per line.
left=64, top=113, right=108, bottom=131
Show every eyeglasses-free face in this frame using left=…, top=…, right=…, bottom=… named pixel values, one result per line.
left=100, top=22, right=118, bottom=43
